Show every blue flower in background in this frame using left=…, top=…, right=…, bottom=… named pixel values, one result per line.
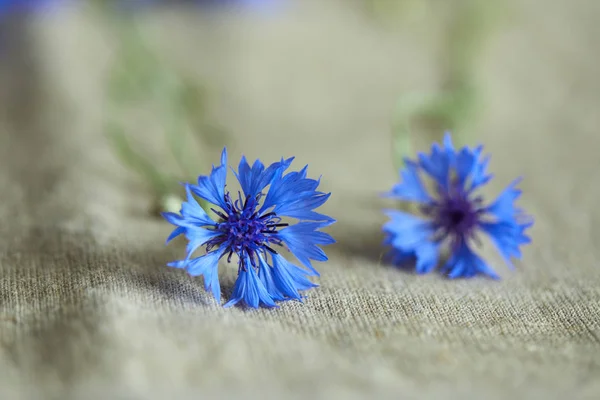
left=383, top=133, right=533, bottom=279
left=164, top=148, right=335, bottom=308
left=113, top=0, right=282, bottom=12
left=192, top=0, right=279, bottom=8
left=0, top=0, right=62, bottom=14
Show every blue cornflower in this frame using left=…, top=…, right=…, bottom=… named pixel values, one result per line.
left=163, top=148, right=335, bottom=308
left=383, top=132, right=533, bottom=279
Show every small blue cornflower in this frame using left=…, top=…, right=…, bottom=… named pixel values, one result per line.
left=383, top=132, right=533, bottom=279
left=163, top=148, right=335, bottom=308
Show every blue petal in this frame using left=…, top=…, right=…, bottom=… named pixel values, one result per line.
left=162, top=185, right=217, bottom=244
left=190, top=149, right=228, bottom=209
left=224, top=263, right=277, bottom=309
left=414, top=133, right=494, bottom=193
left=414, top=241, right=440, bottom=274
left=273, top=192, right=335, bottom=223
left=184, top=228, right=222, bottom=260
left=275, top=222, right=335, bottom=276
left=479, top=219, right=533, bottom=269
left=168, top=249, right=224, bottom=302
left=442, top=131, right=455, bottom=152
left=271, top=253, right=317, bottom=301
left=383, top=212, right=440, bottom=274
left=485, top=178, right=523, bottom=221
left=234, top=155, right=294, bottom=199
left=382, top=210, right=435, bottom=251
left=220, top=147, right=227, bottom=167
left=443, top=243, right=500, bottom=279
left=162, top=187, right=215, bottom=230
left=386, top=159, right=432, bottom=203
left=455, top=147, right=478, bottom=186
left=384, top=246, right=414, bottom=267
left=517, top=220, right=534, bottom=244
left=162, top=211, right=184, bottom=226
left=181, top=185, right=216, bottom=227
left=469, top=152, right=493, bottom=191
left=162, top=212, right=187, bottom=242
left=260, top=165, right=320, bottom=213
left=166, top=226, right=185, bottom=243
left=233, top=156, right=258, bottom=197
left=418, top=136, right=453, bottom=188
left=257, top=254, right=285, bottom=301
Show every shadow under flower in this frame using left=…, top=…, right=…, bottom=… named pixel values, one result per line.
left=327, top=222, right=387, bottom=265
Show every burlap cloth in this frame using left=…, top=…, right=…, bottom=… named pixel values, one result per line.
left=0, top=1, right=598, bottom=399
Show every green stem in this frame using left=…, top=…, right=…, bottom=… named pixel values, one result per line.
left=105, top=122, right=170, bottom=197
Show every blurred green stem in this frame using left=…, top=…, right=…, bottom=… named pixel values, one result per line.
left=392, top=0, right=501, bottom=167
left=101, top=10, right=220, bottom=216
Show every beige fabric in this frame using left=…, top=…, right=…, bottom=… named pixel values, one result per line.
left=1, top=1, right=599, bottom=399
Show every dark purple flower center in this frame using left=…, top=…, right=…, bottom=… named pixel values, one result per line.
left=205, top=191, right=287, bottom=270
left=438, top=197, right=477, bottom=233
left=423, top=180, right=483, bottom=244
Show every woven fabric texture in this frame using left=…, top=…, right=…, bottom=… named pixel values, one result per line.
left=1, top=1, right=599, bottom=399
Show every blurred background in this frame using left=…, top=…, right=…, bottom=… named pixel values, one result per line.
left=2, top=0, right=598, bottom=213
left=3, top=0, right=598, bottom=258
left=1, top=0, right=599, bottom=397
